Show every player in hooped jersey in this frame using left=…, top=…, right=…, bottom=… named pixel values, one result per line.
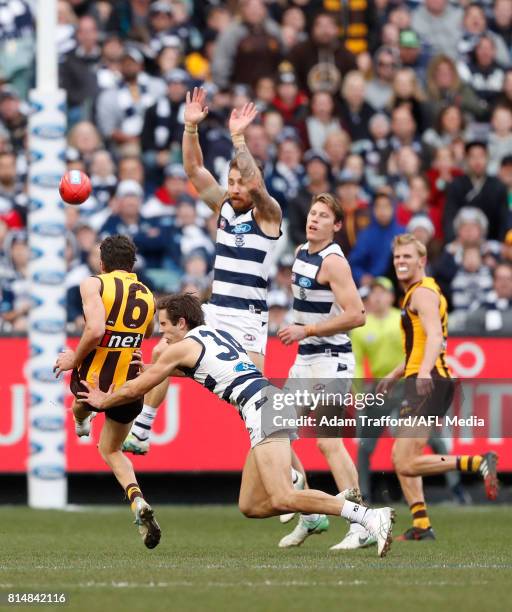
left=123, top=87, right=282, bottom=454
left=54, top=235, right=161, bottom=549
left=78, top=293, right=396, bottom=558
left=277, top=193, right=375, bottom=550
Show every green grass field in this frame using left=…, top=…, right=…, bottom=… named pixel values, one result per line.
left=1, top=505, right=510, bottom=612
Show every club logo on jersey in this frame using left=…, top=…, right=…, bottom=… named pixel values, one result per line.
left=99, top=330, right=144, bottom=349
left=233, top=223, right=251, bottom=234
left=299, top=277, right=312, bottom=288
left=234, top=361, right=257, bottom=373
left=235, top=235, right=245, bottom=247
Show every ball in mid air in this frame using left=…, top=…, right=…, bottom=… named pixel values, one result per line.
left=59, top=170, right=92, bottom=205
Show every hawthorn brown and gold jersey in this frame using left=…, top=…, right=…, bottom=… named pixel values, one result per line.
left=400, top=277, right=451, bottom=379
left=74, top=270, right=155, bottom=392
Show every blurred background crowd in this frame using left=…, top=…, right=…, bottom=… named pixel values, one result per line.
left=1, top=0, right=512, bottom=337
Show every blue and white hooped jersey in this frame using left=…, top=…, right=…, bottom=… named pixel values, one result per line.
left=182, top=325, right=270, bottom=409
left=210, top=201, right=280, bottom=319
left=292, top=242, right=352, bottom=354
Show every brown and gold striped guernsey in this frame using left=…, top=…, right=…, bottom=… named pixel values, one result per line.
left=400, top=277, right=451, bottom=378
left=76, top=270, right=155, bottom=391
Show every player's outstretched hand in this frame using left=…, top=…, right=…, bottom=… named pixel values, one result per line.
left=278, top=324, right=307, bottom=345
left=229, top=102, right=258, bottom=136
left=53, top=349, right=77, bottom=378
left=77, top=375, right=114, bottom=410
left=184, top=87, right=208, bottom=125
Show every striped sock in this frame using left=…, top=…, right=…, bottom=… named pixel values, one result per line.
left=456, top=455, right=483, bottom=473
left=131, top=404, right=158, bottom=441
left=410, top=501, right=431, bottom=530
left=126, top=483, right=143, bottom=511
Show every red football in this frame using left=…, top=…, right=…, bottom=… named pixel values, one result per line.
left=59, top=170, right=92, bottom=205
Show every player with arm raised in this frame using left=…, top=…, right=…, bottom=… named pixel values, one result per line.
left=277, top=193, right=374, bottom=550
left=53, top=235, right=161, bottom=549
left=379, top=233, right=498, bottom=541
left=78, top=293, right=395, bottom=558
left=123, top=87, right=282, bottom=455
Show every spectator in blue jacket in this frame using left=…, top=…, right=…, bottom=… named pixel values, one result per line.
left=349, top=192, right=404, bottom=286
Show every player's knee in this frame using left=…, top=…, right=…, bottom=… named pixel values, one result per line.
left=392, top=447, right=414, bottom=476
left=98, top=441, right=119, bottom=464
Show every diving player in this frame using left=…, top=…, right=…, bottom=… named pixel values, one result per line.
left=379, top=233, right=498, bottom=541
left=123, top=87, right=282, bottom=454
left=54, top=235, right=161, bottom=549
left=78, top=292, right=396, bottom=558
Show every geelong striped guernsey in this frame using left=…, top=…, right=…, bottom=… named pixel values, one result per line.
left=210, top=201, right=280, bottom=318
left=292, top=242, right=352, bottom=355
left=182, top=325, right=270, bottom=409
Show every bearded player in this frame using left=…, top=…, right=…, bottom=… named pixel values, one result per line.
left=123, top=87, right=282, bottom=454
left=378, top=233, right=498, bottom=541
left=54, top=235, right=161, bottom=549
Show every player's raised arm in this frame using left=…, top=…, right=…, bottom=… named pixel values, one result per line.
left=229, top=103, right=282, bottom=231
left=54, top=276, right=105, bottom=376
left=183, top=87, right=226, bottom=213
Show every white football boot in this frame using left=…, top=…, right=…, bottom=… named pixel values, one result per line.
left=133, top=497, right=161, bottom=549
left=330, top=521, right=377, bottom=550
left=278, top=514, right=329, bottom=548
left=74, top=412, right=95, bottom=437
left=363, top=507, right=395, bottom=558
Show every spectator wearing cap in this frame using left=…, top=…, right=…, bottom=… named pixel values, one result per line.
left=465, top=262, right=512, bottom=333
left=143, top=163, right=190, bottom=218
left=211, top=0, right=282, bottom=89
left=434, top=206, right=501, bottom=306
left=288, top=12, right=357, bottom=96
left=173, top=194, right=215, bottom=268
left=288, top=150, right=332, bottom=247
left=266, top=131, right=304, bottom=216
left=95, top=45, right=163, bottom=156
left=333, top=170, right=371, bottom=256
left=267, top=289, right=292, bottom=336
left=443, top=141, right=509, bottom=242
left=457, top=34, right=506, bottom=116
left=59, top=15, right=101, bottom=124
left=398, top=28, right=431, bottom=87
left=270, top=253, right=294, bottom=300
left=407, top=215, right=436, bottom=249
left=141, top=67, right=189, bottom=185
left=457, top=3, right=510, bottom=68
left=305, top=91, right=341, bottom=150
left=100, top=180, right=174, bottom=269
left=365, top=47, right=399, bottom=111
left=271, top=63, right=309, bottom=132
left=338, top=71, right=375, bottom=143
left=349, top=192, right=404, bottom=286
left=411, top=0, right=463, bottom=59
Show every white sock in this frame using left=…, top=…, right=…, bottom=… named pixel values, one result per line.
left=131, top=404, right=158, bottom=441
left=340, top=499, right=369, bottom=525
left=291, top=467, right=300, bottom=485
left=301, top=513, right=320, bottom=522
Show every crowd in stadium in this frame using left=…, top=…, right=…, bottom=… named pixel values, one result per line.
left=0, top=0, right=512, bottom=335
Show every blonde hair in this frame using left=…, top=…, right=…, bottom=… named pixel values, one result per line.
left=426, top=54, right=461, bottom=99
left=392, top=233, right=427, bottom=257
left=311, top=193, right=343, bottom=223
